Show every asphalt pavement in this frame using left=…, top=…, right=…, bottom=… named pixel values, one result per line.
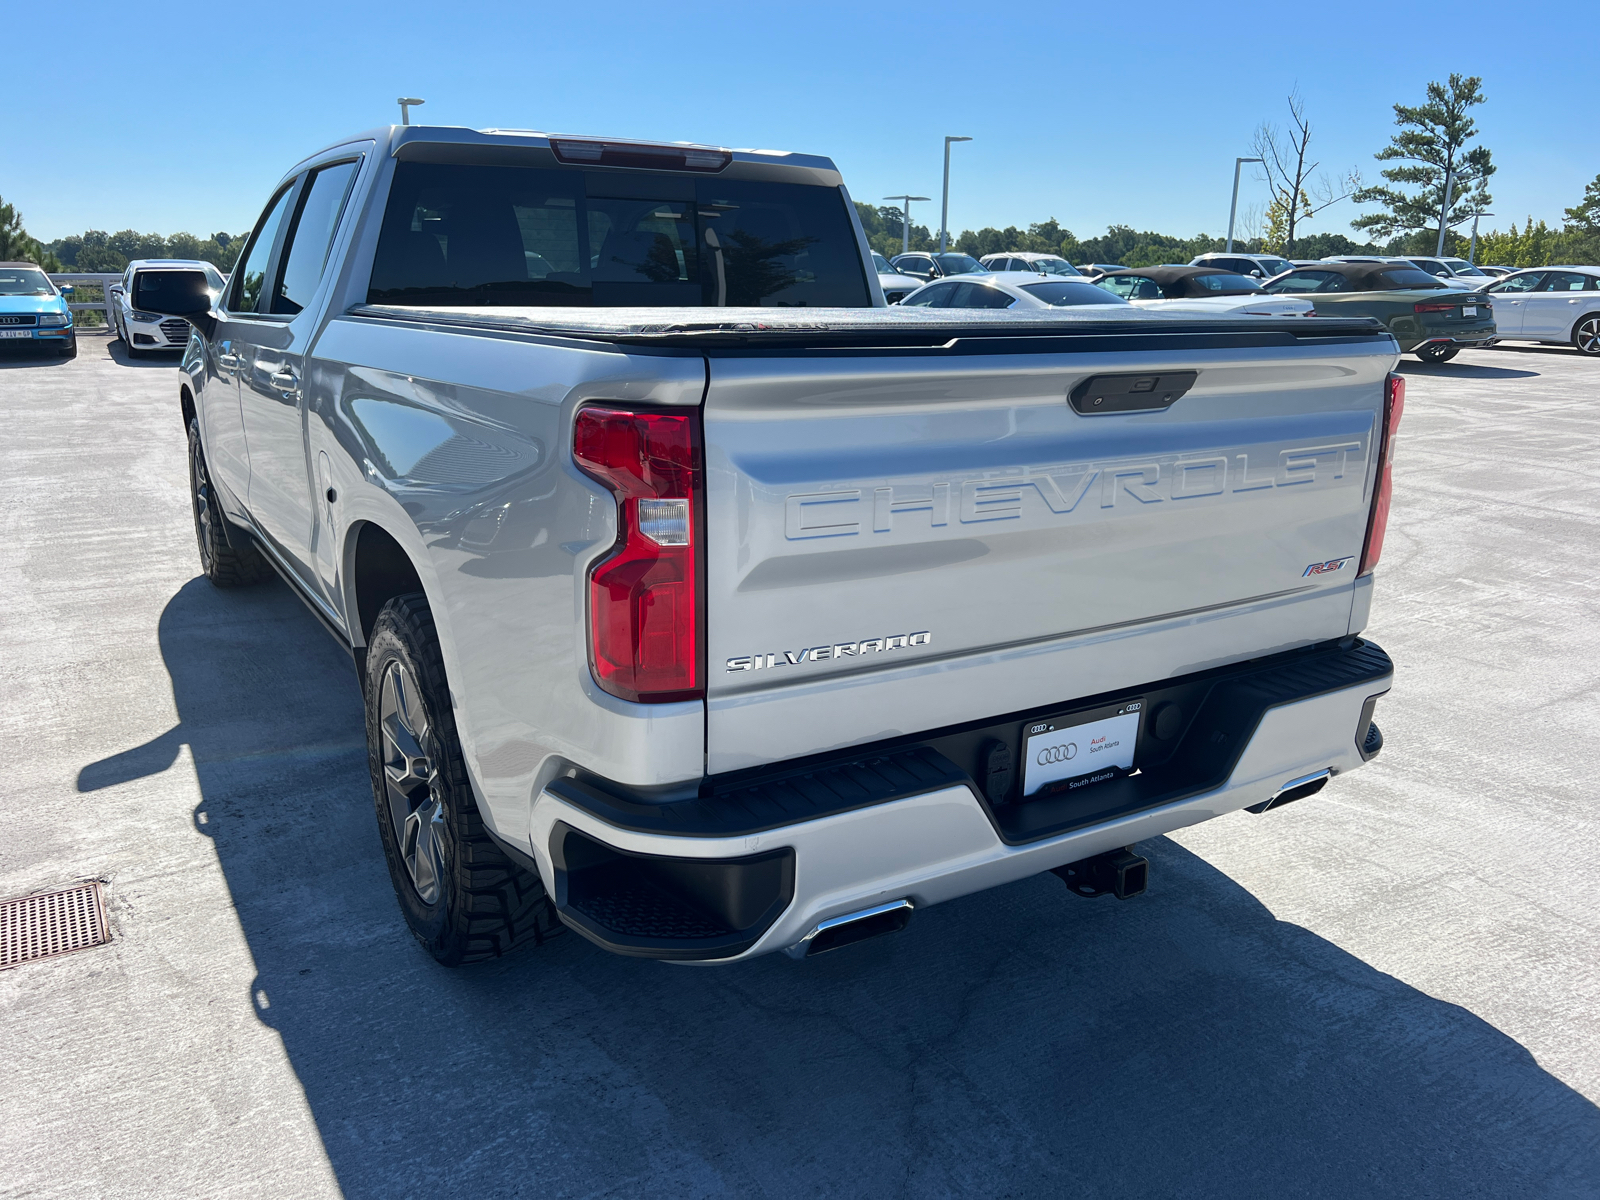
left=3, top=331, right=1598, bottom=1198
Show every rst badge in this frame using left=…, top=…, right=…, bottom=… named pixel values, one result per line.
left=1303, top=556, right=1355, bottom=577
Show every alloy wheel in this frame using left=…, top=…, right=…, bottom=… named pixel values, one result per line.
left=379, top=658, right=447, bottom=905
left=190, top=440, right=215, bottom=572
left=1577, top=317, right=1600, bottom=356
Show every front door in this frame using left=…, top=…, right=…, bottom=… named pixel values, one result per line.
left=1487, top=271, right=1543, bottom=338
left=1522, top=271, right=1593, bottom=340
left=204, top=183, right=298, bottom=520
left=236, top=159, right=361, bottom=592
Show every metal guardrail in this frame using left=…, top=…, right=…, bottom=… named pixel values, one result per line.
left=48, top=273, right=123, bottom=326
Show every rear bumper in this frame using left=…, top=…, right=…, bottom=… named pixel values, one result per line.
left=526, top=639, right=1394, bottom=962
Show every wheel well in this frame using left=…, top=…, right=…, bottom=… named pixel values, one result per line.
left=180, top=384, right=196, bottom=433
left=352, top=522, right=425, bottom=645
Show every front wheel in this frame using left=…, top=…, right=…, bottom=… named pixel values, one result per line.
left=365, top=593, right=560, bottom=966
left=1415, top=342, right=1459, bottom=363
left=1573, top=314, right=1600, bottom=357
left=188, top=418, right=267, bottom=587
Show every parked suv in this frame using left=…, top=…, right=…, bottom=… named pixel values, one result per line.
left=889, top=251, right=986, bottom=282
left=1190, top=252, right=1293, bottom=279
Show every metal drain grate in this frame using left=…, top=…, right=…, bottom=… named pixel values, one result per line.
left=1, top=883, right=111, bottom=968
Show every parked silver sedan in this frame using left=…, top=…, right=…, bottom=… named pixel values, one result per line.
left=899, top=272, right=1130, bottom=311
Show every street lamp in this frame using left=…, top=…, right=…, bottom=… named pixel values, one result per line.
left=1435, top=163, right=1457, bottom=257
left=1468, top=212, right=1493, bottom=265
left=939, top=136, right=972, bottom=253
left=884, top=195, right=931, bottom=255
left=1226, top=157, right=1264, bottom=253
left=398, top=97, right=425, bottom=125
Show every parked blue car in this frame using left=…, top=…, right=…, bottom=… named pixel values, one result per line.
left=0, top=261, right=76, bottom=357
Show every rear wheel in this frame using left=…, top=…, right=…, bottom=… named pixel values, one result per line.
left=1415, top=342, right=1459, bottom=363
left=188, top=418, right=267, bottom=587
left=1573, top=314, right=1600, bottom=356
left=365, top=593, right=560, bottom=966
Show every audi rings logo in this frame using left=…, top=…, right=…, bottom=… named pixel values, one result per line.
left=1037, top=742, right=1077, bottom=765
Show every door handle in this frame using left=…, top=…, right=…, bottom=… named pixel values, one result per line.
left=218, top=351, right=240, bottom=370
left=269, top=368, right=299, bottom=391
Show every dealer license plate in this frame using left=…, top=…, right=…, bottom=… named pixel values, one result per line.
left=1022, top=700, right=1142, bottom=797
left=1462, top=305, right=1476, bottom=317
left=0, top=330, right=33, bottom=339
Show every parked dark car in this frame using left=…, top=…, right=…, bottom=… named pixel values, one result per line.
left=888, top=251, right=986, bottom=282
left=1263, top=262, right=1496, bottom=361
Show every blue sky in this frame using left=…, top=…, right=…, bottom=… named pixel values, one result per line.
left=4, top=0, right=1590, bottom=245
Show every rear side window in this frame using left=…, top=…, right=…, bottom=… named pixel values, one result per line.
left=229, top=184, right=297, bottom=313
left=1019, top=281, right=1123, bottom=306
left=273, top=160, right=360, bottom=315
left=367, top=161, right=870, bottom=308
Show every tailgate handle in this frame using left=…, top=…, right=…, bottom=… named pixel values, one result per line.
left=1070, top=370, right=1197, bottom=415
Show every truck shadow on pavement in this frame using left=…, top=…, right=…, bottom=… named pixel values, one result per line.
left=80, top=577, right=1600, bottom=1199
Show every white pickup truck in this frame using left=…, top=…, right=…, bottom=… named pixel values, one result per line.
left=139, top=125, right=1400, bottom=966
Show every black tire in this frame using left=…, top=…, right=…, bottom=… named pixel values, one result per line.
left=58, top=337, right=76, bottom=359
left=1573, top=314, right=1600, bottom=357
left=1415, top=342, right=1459, bottom=363
left=365, top=593, right=560, bottom=966
left=187, top=418, right=268, bottom=587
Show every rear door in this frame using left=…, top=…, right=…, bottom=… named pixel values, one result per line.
left=700, top=328, right=1396, bottom=773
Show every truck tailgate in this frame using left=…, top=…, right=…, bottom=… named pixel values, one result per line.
left=701, top=327, right=1397, bottom=773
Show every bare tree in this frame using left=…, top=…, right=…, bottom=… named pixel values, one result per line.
left=1252, top=90, right=1360, bottom=256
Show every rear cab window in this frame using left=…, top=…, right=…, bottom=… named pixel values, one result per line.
left=367, top=161, right=870, bottom=307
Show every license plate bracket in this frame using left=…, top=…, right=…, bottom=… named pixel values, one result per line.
left=1022, top=698, right=1143, bottom=798
left=0, top=330, right=33, bottom=339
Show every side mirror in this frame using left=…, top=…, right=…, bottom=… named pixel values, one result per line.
left=59, top=283, right=75, bottom=295
left=133, top=269, right=216, bottom=338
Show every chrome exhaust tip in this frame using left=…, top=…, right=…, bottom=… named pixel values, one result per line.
left=787, top=899, right=914, bottom=958
left=1247, top=768, right=1331, bottom=814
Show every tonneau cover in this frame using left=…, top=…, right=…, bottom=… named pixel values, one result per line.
left=349, top=304, right=1391, bottom=351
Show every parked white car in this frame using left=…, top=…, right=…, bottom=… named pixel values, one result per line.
left=1190, top=252, right=1294, bottom=280
left=979, top=252, right=1083, bottom=277
left=1095, top=266, right=1314, bottom=316
left=111, top=259, right=225, bottom=356
left=899, top=272, right=1131, bottom=311
left=870, top=251, right=922, bottom=304
left=1483, top=266, right=1600, bottom=356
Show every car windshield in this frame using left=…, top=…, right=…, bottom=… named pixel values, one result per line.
left=0, top=267, right=55, bottom=296
left=1020, top=281, right=1127, bottom=307
left=933, top=253, right=984, bottom=275
left=871, top=252, right=894, bottom=273
left=368, top=160, right=871, bottom=307
left=1441, top=259, right=1487, bottom=276
left=1026, top=257, right=1080, bottom=276
left=1258, top=257, right=1292, bottom=276
left=1192, top=273, right=1263, bottom=293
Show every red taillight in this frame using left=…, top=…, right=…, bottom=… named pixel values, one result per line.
left=1413, top=300, right=1456, bottom=312
left=1359, top=373, right=1405, bottom=577
left=573, top=406, right=703, bottom=703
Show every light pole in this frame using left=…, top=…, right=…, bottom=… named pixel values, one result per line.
left=1468, top=212, right=1492, bottom=265
left=1435, top=162, right=1456, bottom=257
left=1226, top=157, right=1263, bottom=253
left=939, top=136, right=972, bottom=253
left=398, top=97, right=425, bottom=125
left=884, top=195, right=931, bottom=255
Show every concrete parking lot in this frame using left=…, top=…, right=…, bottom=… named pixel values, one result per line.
left=3, top=330, right=1599, bottom=1199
